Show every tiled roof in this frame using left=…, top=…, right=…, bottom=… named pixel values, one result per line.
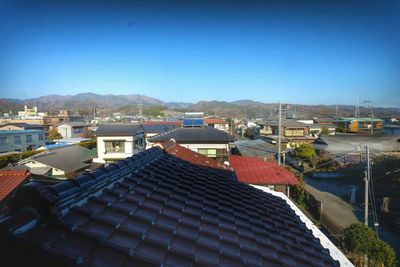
left=0, top=170, right=30, bottom=201
left=95, top=124, right=144, bottom=136
left=142, top=125, right=178, bottom=134
left=149, top=126, right=235, bottom=143
left=204, top=118, right=227, bottom=124
left=142, top=121, right=182, bottom=126
left=0, top=148, right=345, bottom=266
left=159, top=140, right=231, bottom=170
left=230, top=155, right=299, bottom=185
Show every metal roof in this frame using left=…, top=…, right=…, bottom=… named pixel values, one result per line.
left=0, top=147, right=346, bottom=266
left=234, top=139, right=278, bottom=158
left=149, top=126, right=236, bottom=143
left=337, top=117, right=383, bottom=122
left=31, top=145, right=92, bottom=172
left=0, top=129, right=45, bottom=135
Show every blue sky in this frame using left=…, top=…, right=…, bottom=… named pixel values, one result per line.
left=1, top=0, right=399, bottom=107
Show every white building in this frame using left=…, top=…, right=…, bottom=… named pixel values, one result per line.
left=94, top=124, right=145, bottom=164
left=56, top=122, right=89, bottom=139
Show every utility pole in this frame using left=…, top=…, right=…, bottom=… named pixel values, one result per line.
left=364, top=145, right=370, bottom=267
left=364, top=146, right=370, bottom=227
left=371, top=106, right=374, bottom=135
left=278, top=102, right=282, bottom=165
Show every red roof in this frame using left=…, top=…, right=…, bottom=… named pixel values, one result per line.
left=204, top=118, right=227, bottom=125
left=230, top=155, right=299, bottom=185
left=0, top=169, right=31, bottom=201
left=142, top=121, right=182, bottom=126
left=158, top=140, right=230, bottom=170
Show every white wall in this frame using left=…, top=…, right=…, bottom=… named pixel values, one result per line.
left=96, top=136, right=135, bottom=162
left=57, top=125, right=72, bottom=139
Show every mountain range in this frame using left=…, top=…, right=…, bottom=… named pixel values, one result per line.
left=0, top=92, right=398, bottom=119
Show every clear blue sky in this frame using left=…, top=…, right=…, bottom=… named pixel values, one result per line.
left=1, top=0, right=399, bottom=107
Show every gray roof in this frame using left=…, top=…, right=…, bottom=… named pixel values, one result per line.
left=95, top=124, right=144, bottom=136
left=314, top=135, right=400, bottom=153
left=309, top=124, right=336, bottom=129
left=142, top=124, right=178, bottom=134
left=149, top=126, right=235, bottom=143
left=235, top=139, right=278, bottom=157
left=32, top=145, right=92, bottom=172
left=258, top=120, right=307, bottom=128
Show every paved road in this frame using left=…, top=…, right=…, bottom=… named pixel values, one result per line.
left=304, top=183, right=360, bottom=229
left=305, top=179, right=400, bottom=258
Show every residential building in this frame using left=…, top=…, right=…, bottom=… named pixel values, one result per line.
left=204, top=117, right=230, bottom=132
left=230, top=155, right=299, bottom=196
left=0, top=129, right=45, bottom=153
left=94, top=124, right=145, bottom=164
left=0, top=147, right=351, bottom=266
left=257, top=120, right=314, bottom=147
left=149, top=125, right=235, bottom=163
left=23, top=145, right=101, bottom=178
left=56, top=122, right=89, bottom=139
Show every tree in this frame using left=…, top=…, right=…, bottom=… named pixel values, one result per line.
left=343, top=223, right=397, bottom=267
left=48, top=129, right=62, bottom=140
left=294, top=143, right=316, bottom=160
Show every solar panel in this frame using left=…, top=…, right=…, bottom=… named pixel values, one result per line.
left=183, top=118, right=204, bottom=127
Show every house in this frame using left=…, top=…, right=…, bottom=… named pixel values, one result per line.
left=230, top=155, right=299, bottom=196
left=0, top=147, right=351, bottom=266
left=149, top=125, right=236, bottom=163
left=56, top=122, right=89, bottom=139
left=257, top=120, right=314, bottom=147
left=234, top=139, right=278, bottom=162
left=156, top=139, right=231, bottom=170
left=335, top=117, right=384, bottom=134
left=0, top=123, right=44, bottom=131
left=204, top=117, right=230, bottom=132
left=142, top=122, right=181, bottom=149
left=94, top=124, right=145, bottom=164
left=0, top=129, right=46, bottom=153
left=22, top=145, right=100, bottom=178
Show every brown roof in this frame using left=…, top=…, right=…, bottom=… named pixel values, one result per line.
left=230, top=155, right=299, bottom=185
left=0, top=169, right=31, bottom=201
left=158, top=140, right=231, bottom=170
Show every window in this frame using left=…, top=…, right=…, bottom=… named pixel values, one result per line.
left=198, top=148, right=217, bottom=158
left=38, top=133, right=44, bottom=141
left=0, top=136, right=6, bottom=145
left=105, top=141, right=125, bottom=153
left=14, top=136, right=21, bottom=144
left=26, top=135, right=32, bottom=143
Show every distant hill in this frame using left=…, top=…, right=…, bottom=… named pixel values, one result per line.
left=0, top=92, right=398, bottom=118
